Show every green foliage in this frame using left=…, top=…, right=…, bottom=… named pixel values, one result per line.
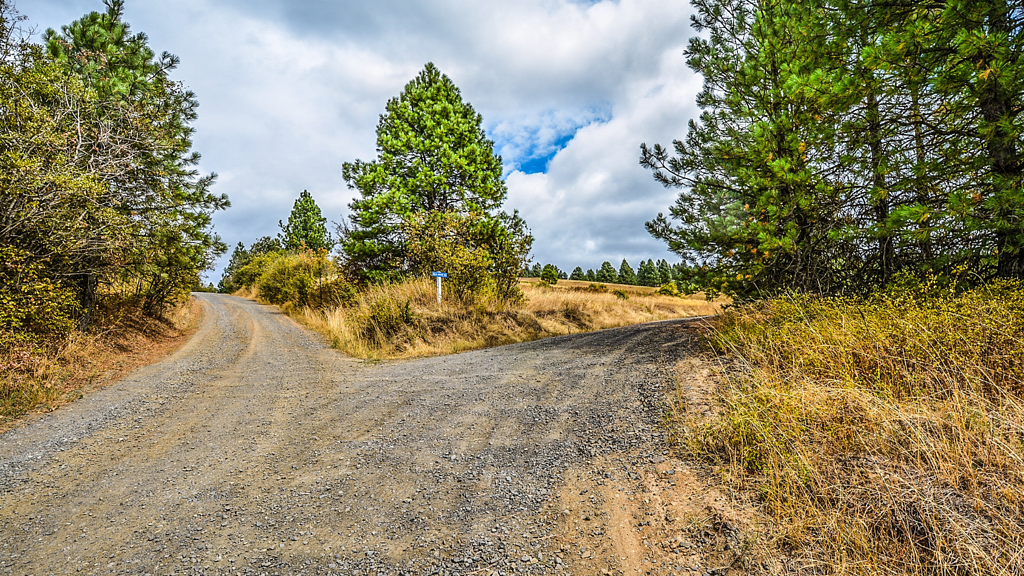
left=0, top=1, right=226, bottom=328
left=617, top=259, right=637, bottom=285
left=341, top=63, right=508, bottom=283
left=540, top=264, right=559, bottom=285
left=644, top=0, right=1024, bottom=296
left=405, top=210, right=532, bottom=303
left=219, top=237, right=282, bottom=293
left=235, top=251, right=355, bottom=309
left=656, top=283, right=680, bottom=297
left=279, top=190, right=331, bottom=251
left=596, top=261, right=618, bottom=284
left=586, top=269, right=597, bottom=282
left=613, top=289, right=629, bottom=300
left=657, top=260, right=673, bottom=284
left=0, top=247, right=80, bottom=349
left=569, top=266, right=586, bottom=281
left=529, top=263, right=543, bottom=278
left=637, top=259, right=661, bottom=287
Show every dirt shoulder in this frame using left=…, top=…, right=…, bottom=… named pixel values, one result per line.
left=0, top=297, right=202, bottom=433
left=0, top=293, right=751, bottom=576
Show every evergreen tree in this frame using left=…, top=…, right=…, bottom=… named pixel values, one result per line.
left=341, top=63, right=507, bottom=282
left=280, top=190, right=331, bottom=251
left=586, top=269, right=597, bottom=282
left=638, top=259, right=660, bottom=287
left=596, top=261, right=618, bottom=283
left=643, top=0, right=1024, bottom=295
left=541, top=264, right=559, bottom=284
left=569, top=266, right=585, bottom=280
left=618, top=259, right=637, bottom=285
left=36, top=0, right=227, bottom=318
left=530, top=262, right=543, bottom=278
left=657, top=259, right=673, bottom=284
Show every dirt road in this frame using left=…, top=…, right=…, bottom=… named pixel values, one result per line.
left=0, top=294, right=734, bottom=576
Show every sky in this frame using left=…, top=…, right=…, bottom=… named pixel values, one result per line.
left=24, top=0, right=702, bottom=282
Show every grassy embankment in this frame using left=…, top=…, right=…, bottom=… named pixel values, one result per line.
left=676, top=280, right=1024, bottom=573
left=0, top=299, right=201, bottom=430
left=260, top=277, right=721, bottom=359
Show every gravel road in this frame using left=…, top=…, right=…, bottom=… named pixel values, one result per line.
left=0, top=293, right=709, bottom=576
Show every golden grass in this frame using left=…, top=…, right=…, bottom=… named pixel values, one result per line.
left=678, top=280, right=1024, bottom=574
left=0, top=297, right=201, bottom=430
left=286, top=277, right=721, bottom=359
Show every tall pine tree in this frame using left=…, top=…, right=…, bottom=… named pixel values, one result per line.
left=280, top=190, right=331, bottom=251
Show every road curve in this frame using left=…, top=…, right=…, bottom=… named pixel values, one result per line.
left=0, top=293, right=700, bottom=575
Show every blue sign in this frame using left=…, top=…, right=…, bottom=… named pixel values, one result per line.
left=431, top=271, right=448, bottom=278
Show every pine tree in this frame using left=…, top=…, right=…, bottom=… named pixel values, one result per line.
left=618, top=259, right=637, bottom=285
left=280, top=190, right=331, bottom=251
left=530, top=263, right=543, bottom=278
left=586, top=269, right=597, bottom=282
left=341, top=63, right=507, bottom=282
left=636, top=259, right=658, bottom=287
left=596, top=261, right=618, bottom=283
left=657, top=260, right=673, bottom=285
left=541, top=264, right=559, bottom=284
left=39, top=0, right=227, bottom=318
left=570, top=266, right=585, bottom=280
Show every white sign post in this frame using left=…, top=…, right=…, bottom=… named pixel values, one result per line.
left=431, top=271, right=448, bottom=304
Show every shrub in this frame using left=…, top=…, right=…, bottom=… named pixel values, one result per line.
left=405, top=211, right=531, bottom=303
left=0, top=247, right=80, bottom=349
left=613, top=289, right=629, bottom=300
left=238, top=250, right=354, bottom=309
left=360, top=292, right=416, bottom=343
left=586, top=283, right=608, bottom=293
left=656, top=282, right=680, bottom=297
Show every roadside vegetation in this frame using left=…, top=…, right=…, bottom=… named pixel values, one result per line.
left=0, top=2, right=225, bottom=424
left=673, top=279, right=1024, bottom=572
left=295, top=277, right=716, bottom=359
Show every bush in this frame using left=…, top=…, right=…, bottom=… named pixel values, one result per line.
left=359, top=292, right=416, bottom=344
left=405, top=210, right=532, bottom=304
left=237, top=250, right=354, bottom=309
left=0, top=246, right=80, bottom=349
left=613, top=289, right=629, bottom=300
left=656, top=282, right=680, bottom=297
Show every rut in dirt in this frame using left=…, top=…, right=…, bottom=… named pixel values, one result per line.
left=0, top=293, right=700, bottom=576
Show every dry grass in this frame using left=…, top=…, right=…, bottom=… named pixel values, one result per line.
left=0, top=297, right=201, bottom=431
left=286, top=277, right=721, bottom=359
left=677, top=280, right=1024, bottom=574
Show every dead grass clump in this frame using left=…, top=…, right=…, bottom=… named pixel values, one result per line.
left=684, top=279, right=1024, bottom=574
left=1, top=297, right=200, bottom=430
left=290, top=277, right=721, bottom=359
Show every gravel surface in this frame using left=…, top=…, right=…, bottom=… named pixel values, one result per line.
left=0, top=293, right=705, bottom=576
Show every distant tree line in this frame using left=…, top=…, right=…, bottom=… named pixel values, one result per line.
left=1, top=0, right=227, bottom=347
left=522, top=259, right=694, bottom=289
left=644, top=0, right=1024, bottom=298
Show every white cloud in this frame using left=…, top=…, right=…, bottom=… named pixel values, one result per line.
left=24, top=0, right=701, bottom=278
